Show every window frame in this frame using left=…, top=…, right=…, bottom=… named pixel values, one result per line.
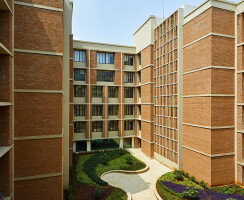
left=74, top=85, right=86, bottom=97
left=97, top=70, right=114, bottom=82
left=74, top=105, right=86, bottom=117
left=97, top=52, right=114, bottom=64
left=74, top=69, right=86, bottom=81
left=124, top=72, right=134, bottom=83
left=74, top=50, right=86, bottom=62
left=92, top=121, right=103, bottom=132
left=92, top=86, right=103, bottom=98
left=124, top=87, right=134, bottom=98
left=74, top=121, right=86, bottom=133
left=124, top=54, right=134, bottom=66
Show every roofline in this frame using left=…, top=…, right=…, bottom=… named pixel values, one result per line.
left=73, top=40, right=136, bottom=49
left=133, top=15, right=156, bottom=36
left=184, top=0, right=236, bottom=19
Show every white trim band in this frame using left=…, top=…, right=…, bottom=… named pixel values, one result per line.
left=183, top=146, right=235, bottom=158
left=183, top=66, right=235, bottom=75
left=14, top=172, right=63, bottom=182
left=14, top=135, right=63, bottom=141
left=183, top=32, right=235, bottom=49
left=14, top=89, right=63, bottom=94
left=14, top=49, right=63, bottom=56
left=183, top=123, right=235, bottom=130
left=14, top=1, right=63, bottom=12
left=183, top=94, right=235, bottom=98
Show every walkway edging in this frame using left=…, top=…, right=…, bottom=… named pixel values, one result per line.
left=100, top=165, right=150, bottom=200
left=154, top=180, right=163, bottom=200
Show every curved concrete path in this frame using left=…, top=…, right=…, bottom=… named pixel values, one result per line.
left=102, top=149, right=172, bottom=200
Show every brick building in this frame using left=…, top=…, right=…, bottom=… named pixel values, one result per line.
left=0, top=0, right=72, bottom=199
left=70, top=0, right=244, bottom=188
left=2, top=0, right=244, bottom=199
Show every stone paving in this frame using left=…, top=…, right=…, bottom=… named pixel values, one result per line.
left=102, top=149, right=172, bottom=200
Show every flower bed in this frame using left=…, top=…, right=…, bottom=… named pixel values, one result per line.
left=66, top=149, right=146, bottom=200
left=156, top=171, right=244, bottom=200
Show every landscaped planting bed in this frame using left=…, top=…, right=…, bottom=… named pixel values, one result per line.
left=157, top=170, right=244, bottom=200
left=66, top=149, right=146, bottom=200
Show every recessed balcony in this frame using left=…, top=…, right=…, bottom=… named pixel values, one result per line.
left=0, top=0, right=11, bottom=11
left=0, top=43, right=11, bottom=55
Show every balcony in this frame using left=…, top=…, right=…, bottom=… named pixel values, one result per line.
left=0, top=0, right=11, bottom=11
left=0, top=43, right=11, bottom=55
left=0, top=192, right=4, bottom=200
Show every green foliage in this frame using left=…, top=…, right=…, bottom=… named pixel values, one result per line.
left=182, top=187, right=199, bottom=200
left=125, top=155, right=134, bottom=165
left=156, top=180, right=182, bottom=200
left=106, top=188, right=128, bottom=200
left=175, top=173, right=184, bottom=181
left=101, top=153, right=111, bottom=166
left=199, top=180, right=208, bottom=189
left=93, top=187, right=104, bottom=200
left=190, top=176, right=199, bottom=184
left=210, top=184, right=244, bottom=196
left=225, top=198, right=237, bottom=200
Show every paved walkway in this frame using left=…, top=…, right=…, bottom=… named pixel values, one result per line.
left=102, top=149, right=171, bottom=200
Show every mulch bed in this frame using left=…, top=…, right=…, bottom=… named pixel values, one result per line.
left=73, top=181, right=114, bottom=200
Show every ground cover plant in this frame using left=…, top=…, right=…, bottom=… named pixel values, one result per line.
left=66, top=149, right=146, bottom=200
left=157, top=170, right=244, bottom=200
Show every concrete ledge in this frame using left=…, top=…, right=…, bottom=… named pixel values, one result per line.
left=101, top=165, right=149, bottom=200
left=154, top=181, right=163, bottom=200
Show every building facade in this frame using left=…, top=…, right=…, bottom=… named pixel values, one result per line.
left=0, top=0, right=72, bottom=199
left=69, top=0, right=244, bottom=187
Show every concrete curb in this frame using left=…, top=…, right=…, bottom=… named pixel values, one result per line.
left=154, top=181, right=163, bottom=200
left=100, top=165, right=149, bottom=200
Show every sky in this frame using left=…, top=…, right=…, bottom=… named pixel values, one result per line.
left=72, top=0, right=238, bottom=46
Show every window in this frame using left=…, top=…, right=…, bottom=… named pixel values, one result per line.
left=109, top=121, right=118, bottom=131
left=74, top=69, right=86, bottom=81
left=97, top=71, right=114, bottom=82
left=97, top=52, right=114, bottom=64
left=108, top=105, right=118, bottom=116
left=124, top=72, right=134, bottom=83
left=124, top=105, right=134, bottom=115
left=138, top=54, right=141, bottom=65
left=92, top=105, right=103, bottom=116
left=108, top=87, right=118, bottom=98
left=138, top=87, right=141, bottom=98
left=92, top=86, right=102, bottom=98
left=74, top=122, right=86, bottom=133
left=138, top=121, right=141, bottom=130
left=124, top=55, right=134, bottom=66
left=124, top=87, right=134, bottom=98
left=74, top=86, right=85, bottom=97
left=124, top=120, right=134, bottom=131
left=74, top=50, right=86, bottom=62
left=92, top=121, right=103, bottom=132
left=138, top=105, right=141, bottom=116
left=138, top=72, right=141, bottom=83
left=74, top=105, right=86, bottom=117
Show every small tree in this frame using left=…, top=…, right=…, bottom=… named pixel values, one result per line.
left=101, top=154, right=110, bottom=166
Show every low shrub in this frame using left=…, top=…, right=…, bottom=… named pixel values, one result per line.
left=182, top=187, right=199, bottom=200
left=190, top=176, right=199, bottom=184
left=199, top=180, right=208, bottom=189
left=125, top=156, right=134, bottom=165
left=93, top=187, right=104, bottom=200
left=175, top=173, right=184, bottom=181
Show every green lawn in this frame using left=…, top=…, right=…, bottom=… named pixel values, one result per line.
left=67, top=149, right=146, bottom=200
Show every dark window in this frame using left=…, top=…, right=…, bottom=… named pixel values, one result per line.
left=124, top=120, right=134, bottom=131
left=138, top=54, right=141, bottom=65
left=74, top=86, right=85, bottom=97
left=97, top=52, right=114, bottom=64
left=108, top=87, right=118, bottom=98
left=74, top=122, right=86, bottom=133
left=97, top=71, right=114, bottom=82
left=124, top=87, right=134, bottom=98
left=92, top=86, right=103, bottom=98
left=108, top=121, right=118, bottom=131
left=108, top=105, right=118, bottom=116
left=74, top=50, right=86, bottom=62
left=92, top=121, right=103, bottom=132
left=92, top=105, right=103, bottom=116
left=138, top=121, right=141, bottom=130
left=138, top=105, right=141, bottom=116
left=74, top=69, right=86, bottom=81
left=124, top=105, right=134, bottom=115
left=138, top=72, right=141, bottom=83
left=124, top=72, right=134, bottom=83
left=74, top=105, right=86, bottom=116
left=124, top=55, right=134, bottom=66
